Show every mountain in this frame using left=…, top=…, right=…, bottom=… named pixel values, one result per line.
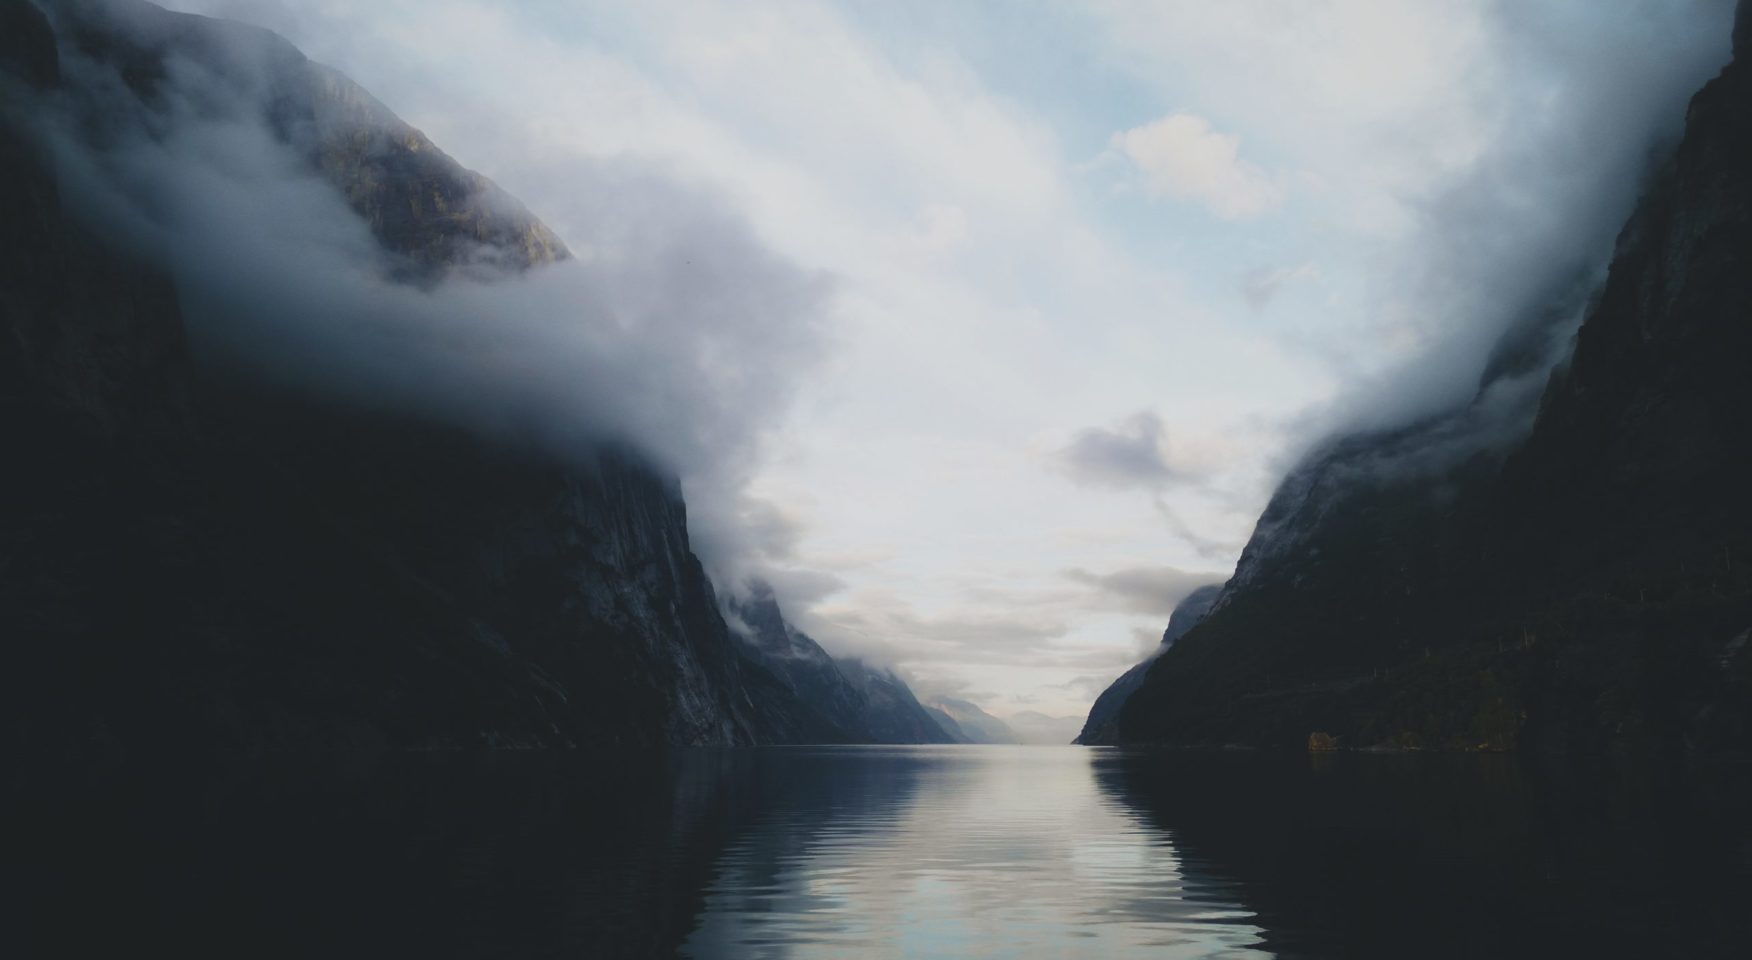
left=929, top=698, right=1016, bottom=744
left=835, top=659, right=959, bottom=744
left=1111, top=2, right=1752, bottom=755
left=1005, top=711, right=1083, bottom=745
left=1076, top=584, right=1221, bottom=744
left=924, top=706, right=973, bottom=743
left=58, top=0, right=566, bottom=278
left=1, top=0, right=828, bottom=760
left=728, top=583, right=957, bottom=743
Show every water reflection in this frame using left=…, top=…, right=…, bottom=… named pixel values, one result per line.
left=682, top=746, right=1267, bottom=958
left=1095, top=749, right=1752, bottom=959
left=9, top=746, right=1750, bottom=958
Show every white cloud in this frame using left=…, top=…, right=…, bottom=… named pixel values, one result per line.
left=909, top=203, right=969, bottom=255
left=1242, top=262, right=1322, bottom=311
left=1052, top=410, right=1235, bottom=491
left=1062, top=566, right=1225, bottom=617
left=1110, top=112, right=1282, bottom=219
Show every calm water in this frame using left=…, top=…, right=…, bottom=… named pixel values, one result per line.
left=682, top=747, right=1267, bottom=958
left=12, top=745, right=1752, bottom=957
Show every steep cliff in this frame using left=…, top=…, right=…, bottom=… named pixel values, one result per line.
left=2, top=0, right=823, bottom=759
left=1114, top=2, right=1752, bottom=754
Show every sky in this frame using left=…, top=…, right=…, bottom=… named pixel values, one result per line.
left=151, top=0, right=1738, bottom=720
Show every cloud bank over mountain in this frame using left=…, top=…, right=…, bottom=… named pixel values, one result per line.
left=28, top=2, right=831, bottom=600
left=144, top=0, right=1739, bottom=717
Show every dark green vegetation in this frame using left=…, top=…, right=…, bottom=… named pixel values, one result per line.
left=1108, top=1, right=1752, bottom=754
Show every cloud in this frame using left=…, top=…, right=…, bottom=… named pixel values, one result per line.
left=1127, top=627, right=1165, bottom=663
left=1050, top=412, right=1245, bottom=558
left=1053, top=410, right=1178, bottom=489
left=1241, top=262, right=1320, bottom=311
left=1149, top=494, right=1245, bottom=561
left=1063, top=565, right=1224, bottom=617
left=760, top=566, right=848, bottom=610
left=1053, top=410, right=1237, bottom=491
left=1049, top=673, right=1125, bottom=699
left=1110, top=112, right=1282, bottom=219
left=821, top=605, right=1071, bottom=663
left=909, top=203, right=969, bottom=255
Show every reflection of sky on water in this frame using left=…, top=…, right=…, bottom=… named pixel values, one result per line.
left=681, top=746, right=1269, bottom=959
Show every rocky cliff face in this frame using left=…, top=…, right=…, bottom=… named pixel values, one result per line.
left=2, top=0, right=822, bottom=760
left=1112, top=2, right=1752, bottom=755
left=58, top=0, right=566, bottom=278
left=730, top=583, right=957, bottom=744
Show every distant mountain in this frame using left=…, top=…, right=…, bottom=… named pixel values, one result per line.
left=924, top=706, right=973, bottom=743
left=1005, top=711, right=1083, bottom=745
left=1, top=0, right=830, bottom=759
left=928, top=698, right=1016, bottom=744
left=1076, top=584, right=1221, bottom=745
left=836, top=660, right=959, bottom=744
left=728, top=584, right=957, bottom=744
left=1113, top=1, right=1752, bottom=754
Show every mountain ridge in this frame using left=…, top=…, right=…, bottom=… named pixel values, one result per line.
left=727, top=582, right=958, bottom=744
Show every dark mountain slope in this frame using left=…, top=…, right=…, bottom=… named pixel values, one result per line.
left=729, top=583, right=958, bottom=743
left=1115, top=2, right=1752, bottom=754
left=2, top=0, right=824, bottom=760
left=835, top=658, right=959, bottom=743
left=1076, top=584, right=1220, bottom=744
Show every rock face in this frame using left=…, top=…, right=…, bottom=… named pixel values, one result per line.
left=59, top=0, right=567, bottom=277
left=1113, top=4, right=1752, bottom=754
left=1076, top=584, right=1221, bottom=745
left=728, top=583, right=957, bottom=743
left=1, top=0, right=824, bottom=759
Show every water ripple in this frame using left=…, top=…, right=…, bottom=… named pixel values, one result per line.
left=680, top=746, right=1272, bottom=959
